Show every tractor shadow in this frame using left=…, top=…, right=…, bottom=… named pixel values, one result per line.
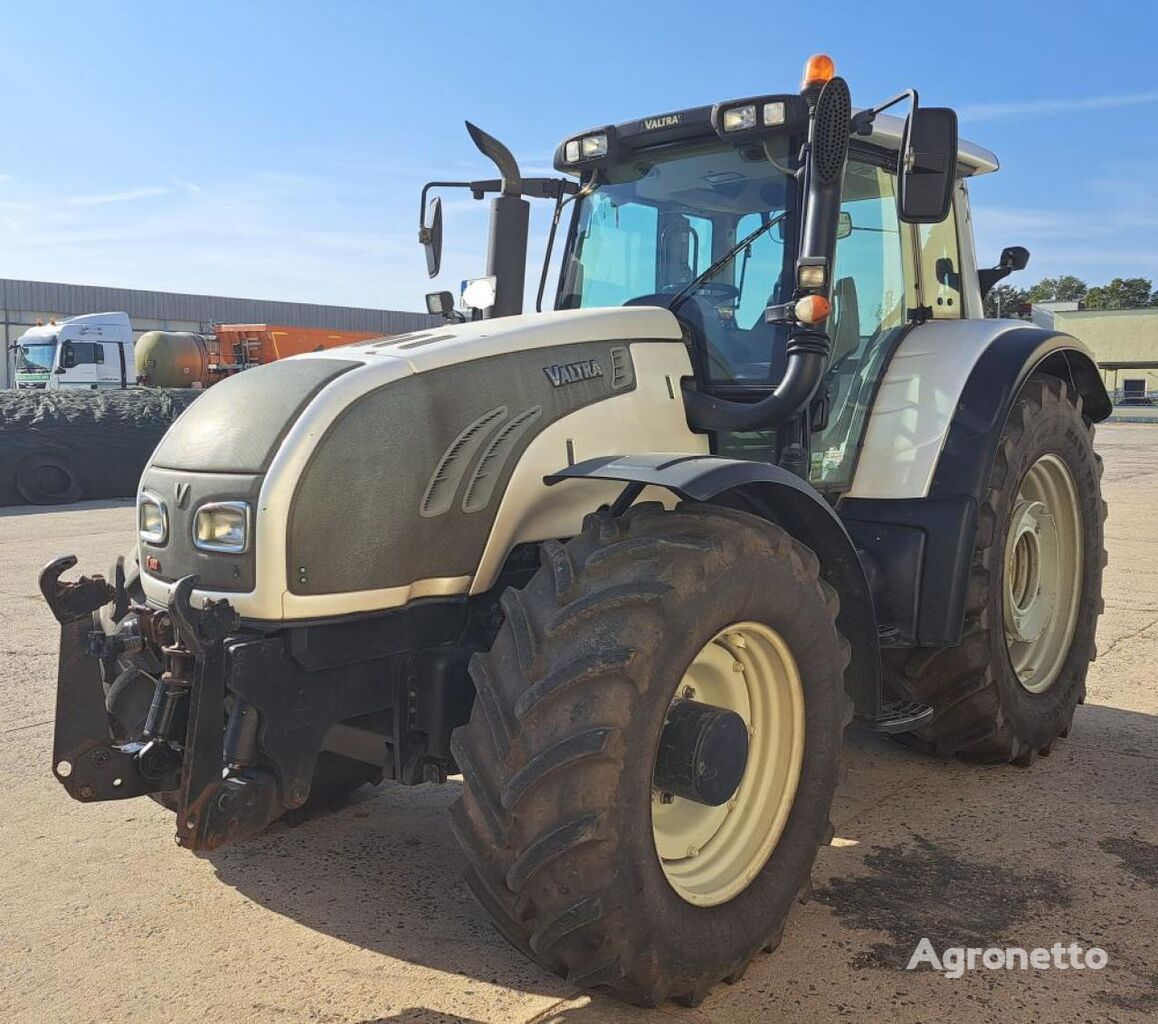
left=207, top=701, right=1158, bottom=1017
left=0, top=497, right=133, bottom=518
left=207, top=775, right=574, bottom=1001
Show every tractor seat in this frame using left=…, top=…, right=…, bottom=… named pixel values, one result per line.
left=829, top=276, right=861, bottom=369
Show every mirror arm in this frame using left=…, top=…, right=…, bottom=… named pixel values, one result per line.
left=419, top=176, right=578, bottom=241
left=978, top=265, right=1012, bottom=299
left=418, top=181, right=471, bottom=242
left=851, top=88, right=918, bottom=136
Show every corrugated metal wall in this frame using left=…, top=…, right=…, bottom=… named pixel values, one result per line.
left=2, top=278, right=440, bottom=386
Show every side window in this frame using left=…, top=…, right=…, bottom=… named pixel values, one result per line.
left=831, top=163, right=906, bottom=342
left=569, top=195, right=658, bottom=308
left=918, top=214, right=963, bottom=318
left=810, top=159, right=906, bottom=489
left=70, top=342, right=103, bottom=365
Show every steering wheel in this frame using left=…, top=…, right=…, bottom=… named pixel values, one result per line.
left=696, top=281, right=741, bottom=303
left=658, top=281, right=741, bottom=303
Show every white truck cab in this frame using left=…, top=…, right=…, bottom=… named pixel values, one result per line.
left=12, top=311, right=134, bottom=390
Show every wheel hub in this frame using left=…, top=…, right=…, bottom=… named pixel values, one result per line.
left=1003, top=454, right=1083, bottom=694
left=651, top=622, right=805, bottom=907
left=1003, top=499, right=1057, bottom=644
left=653, top=699, right=749, bottom=807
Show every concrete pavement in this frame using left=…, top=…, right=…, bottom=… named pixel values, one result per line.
left=1, top=424, right=1154, bottom=1023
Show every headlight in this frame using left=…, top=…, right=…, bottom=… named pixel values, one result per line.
left=580, top=133, right=608, bottom=158
left=763, top=101, right=786, bottom=126
left=563, top=133, right=608, bottom=163
left=722, top=104, right=757, bottom=132
left=138, top=492, right=168, bottom=544
left=193, top=501, right=250, bottom=553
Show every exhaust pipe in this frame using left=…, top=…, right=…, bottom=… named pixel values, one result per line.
left=466, top=122, right=530, bottom=319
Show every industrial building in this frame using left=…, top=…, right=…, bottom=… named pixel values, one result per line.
left=1032, top=305, right=1158, bottom=399
left=1, top=278, right=438, bottom=388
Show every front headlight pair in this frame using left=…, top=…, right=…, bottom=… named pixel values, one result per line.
left=138, top=493, right=250, bottom=554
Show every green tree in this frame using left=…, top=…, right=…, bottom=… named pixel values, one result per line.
left=1083, top=277, right=1156, bottom=310
left=985, top=284, right=1030, bottom=319
left=1027, top=275, right=1087, bottom=303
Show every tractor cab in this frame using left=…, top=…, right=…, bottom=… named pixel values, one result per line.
left=422, top=56, right=1004, bottom=491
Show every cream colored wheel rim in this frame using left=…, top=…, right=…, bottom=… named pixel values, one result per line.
left=651, top=621, right=805, bottom=907
left=1003, top=454, right=1083, bottom=693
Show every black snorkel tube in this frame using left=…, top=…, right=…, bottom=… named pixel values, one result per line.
left=682, top=75, right=852, bottom=432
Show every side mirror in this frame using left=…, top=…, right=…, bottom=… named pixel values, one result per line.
left=978, top=245, right=1030, bottom=299
left=60, top=341, right=76, bottom=369
left=1000, top=245, right=1030, bottom=272
left=420, top=196, right=443, bottom=279
left=898, top=106, right=958, bottom=224
left=795, top=210, right=850, bottom=244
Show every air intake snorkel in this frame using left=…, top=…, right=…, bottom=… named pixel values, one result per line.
left=465, top=122, right=530, bottom=319
left=683, top=63, right=851, bottom=433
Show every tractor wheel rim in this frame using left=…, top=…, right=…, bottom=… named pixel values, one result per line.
left=651, top=621, right=805, bottom=907
left=1003, top=454, right=1083, bottom=693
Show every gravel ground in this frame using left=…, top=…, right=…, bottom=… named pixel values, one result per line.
left=1, top=424, right=1154, bottom=1024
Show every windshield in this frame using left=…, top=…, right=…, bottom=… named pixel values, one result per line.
left=15, top=341, right=58, bottom=374
left=557, top=138, right=797, bottom=384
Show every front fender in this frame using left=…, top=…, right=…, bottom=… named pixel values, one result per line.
left=547, top=454, right=882, bottom=719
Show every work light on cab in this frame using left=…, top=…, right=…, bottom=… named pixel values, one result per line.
left=796, top=257, right=828, bottom=290
left=721, top=104, right=757, bottom=132
left=563, top=132, right=608, bottom=164
left=763, top=101, right=787, bottom=126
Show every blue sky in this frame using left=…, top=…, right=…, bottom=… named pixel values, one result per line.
left=2, top=0, right=1157, bottom=312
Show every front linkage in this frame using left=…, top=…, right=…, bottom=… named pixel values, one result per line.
left=41, top=556, right=276, bottom=851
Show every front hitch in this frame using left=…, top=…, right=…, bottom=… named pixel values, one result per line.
left=41, top=555, right=173, bottom=802
left=42, top=557, right=280, bottom=850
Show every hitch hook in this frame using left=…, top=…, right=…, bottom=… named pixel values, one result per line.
left=39, top=555, right=115, bottom=624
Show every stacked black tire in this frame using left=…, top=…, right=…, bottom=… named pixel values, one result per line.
left=0, top=389, right=199, bottom=506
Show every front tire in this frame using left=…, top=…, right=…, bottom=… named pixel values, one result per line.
left=886, top=374, right=1106, bottom=764
left=450, top=503, right=850, bottom=1005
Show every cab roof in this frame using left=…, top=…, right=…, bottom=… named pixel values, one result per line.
left=559, top=101, right=998, bottom=178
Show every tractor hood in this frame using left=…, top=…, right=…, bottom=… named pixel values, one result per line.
left=137, top=305, right=702, bottom=620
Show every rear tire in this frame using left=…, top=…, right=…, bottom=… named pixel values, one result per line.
left=886, top=374, right=1105, bottom=764
left=450, top=503, right=850, bottom=1005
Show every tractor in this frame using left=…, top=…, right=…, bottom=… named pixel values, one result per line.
left=42, top=55, right=1108, bottom=1006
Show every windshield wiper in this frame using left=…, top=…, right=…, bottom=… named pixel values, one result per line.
left=667, top=211, right=789, bottom=312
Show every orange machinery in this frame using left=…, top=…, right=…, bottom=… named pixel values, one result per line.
left=213, top=324, right=383, bottom=368
left=135, top=323, right=384, bottom=388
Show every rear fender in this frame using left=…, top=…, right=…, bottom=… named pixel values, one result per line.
left=547, top=455, right=882, bottom=718
left=842, top=325, right=1110, bottom=647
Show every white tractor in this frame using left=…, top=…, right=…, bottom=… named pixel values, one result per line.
left=43, top=55, right=1107, bottom=1006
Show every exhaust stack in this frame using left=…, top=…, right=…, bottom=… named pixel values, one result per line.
left=465, top=122, right=530, bottom=318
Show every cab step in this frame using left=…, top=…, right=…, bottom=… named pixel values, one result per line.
left=857, top=700, right=935, bottom=734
